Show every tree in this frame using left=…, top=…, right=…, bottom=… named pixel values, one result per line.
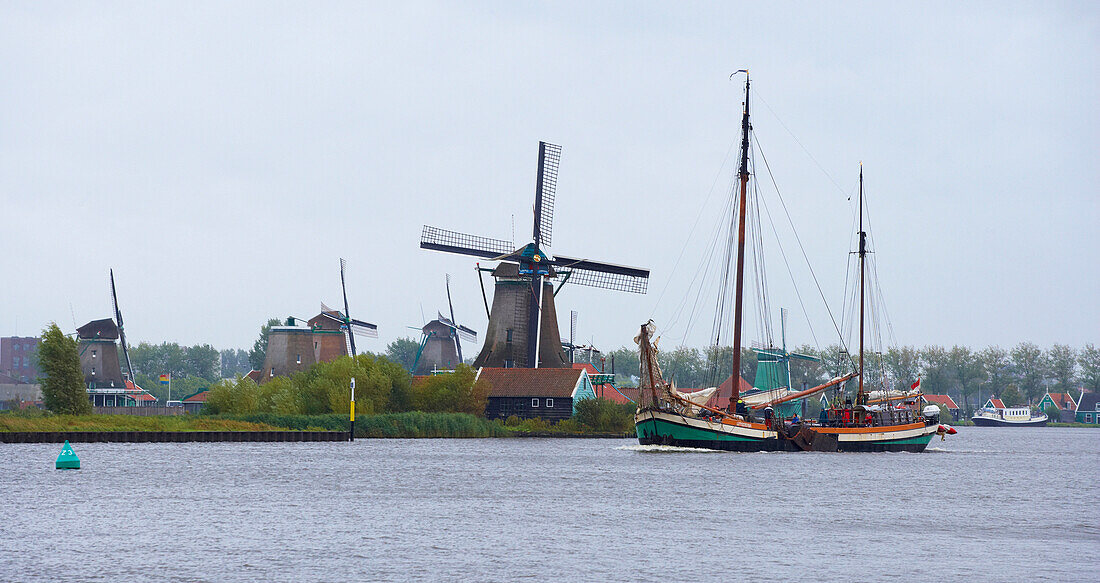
left=660, top=346, right=705, bottom=388
left=220, top=348, right=251, bottom=378
left=1046, top=344, right=1077, bottom=391
left=410, top=364, right=489, bottom=414
left=385, top=337, right=421, bottom=372
left=607, top=346, right=640, bottom=387
left=1011, top=342, right=1046, bottom=403
left=185, top=344, right=220, bottom=381
left=1000, top=385, right=1024, bottom=407
left=920, top=345, right=956, bottom=393
left=248, top=318, right=283, bottom=371
left=949, top=345, right=984, bottom=416
left=38, top=323, right=92, bottom=415
left=883, top=346, right=920, bottom=388
left=978, top=346, right=1012, bottom=401
left=1079, top=344, right=1100, bottom=392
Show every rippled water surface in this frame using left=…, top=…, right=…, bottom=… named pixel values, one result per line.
left=2, top=428, right=1098, bottom=582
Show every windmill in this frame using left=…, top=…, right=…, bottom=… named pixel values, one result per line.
left=259, top=259, right=377, bottom=381
left=421, top=141, right=649, bottom=369
left=317, top=258, right=378, bottom=356
left=409, top=274, right=478, bottom=374
left=77, top=270, right=148, bottom=406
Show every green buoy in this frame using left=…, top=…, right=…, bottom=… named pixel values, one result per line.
left=56, top=440, right=80, bottom=470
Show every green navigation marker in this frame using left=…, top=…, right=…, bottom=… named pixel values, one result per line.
left=55, top=440, right=80, bottom=470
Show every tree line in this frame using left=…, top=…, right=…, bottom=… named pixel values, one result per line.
left=606, top=342, right=1099, bottom=415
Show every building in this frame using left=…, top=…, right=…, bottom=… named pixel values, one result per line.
left=1075, top=392, right=1099, bottom=424
left=413, top=318, right=463, bottom=375
left=1037, top=391, right=1078, bottom=423
left=478, top=367, right=597, bottom=422
left=260, top=312, right=349, bottom=382
left=77, top=319, right=125, bottom=389
left=182, top=389, right=209, bottom=413
left=924, top=394, right=961, bottom=420
left=0, top=336, right=41, bottom=383
left=984, top=397, right=1007, bottom=409
left=0, top=373, right=41, bottom=410
left=704, top=373, right=755, bottom=409
left=572, top=362, right=637, bottom=405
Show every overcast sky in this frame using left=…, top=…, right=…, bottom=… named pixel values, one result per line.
left=2, top=1, right=1097, bottom=356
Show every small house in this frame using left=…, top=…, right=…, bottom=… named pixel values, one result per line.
left=478, top=367, right=597, bottom=422
left=924, top=394, right=960, bottom=420
left=182, top=390, right=209, bottom=414
left=1037, top=391, right=1078, bottom=423
left=984, top=397, right=1007, bottom=410
left=1075, top=392, right=1099, bottom=425
left=572, top=363, right=637, bottom=405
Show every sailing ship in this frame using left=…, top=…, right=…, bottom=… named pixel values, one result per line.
left=634, top=72, right=950, bottom=452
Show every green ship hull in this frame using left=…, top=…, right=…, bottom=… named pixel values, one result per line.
left=635, top=410, right=937, bottom=453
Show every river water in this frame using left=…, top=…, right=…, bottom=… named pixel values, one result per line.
left=1, top=428, right=1097, bottom=582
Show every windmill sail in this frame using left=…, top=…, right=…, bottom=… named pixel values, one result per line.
left=532, top=141, right=561, bottom=248
left=110, top=269, right=136, bottom=383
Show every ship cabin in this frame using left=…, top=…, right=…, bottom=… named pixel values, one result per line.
left=479, top=367, right=597, bottom=422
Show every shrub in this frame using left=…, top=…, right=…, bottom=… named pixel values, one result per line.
left=574, top=397, right=634, bottom=433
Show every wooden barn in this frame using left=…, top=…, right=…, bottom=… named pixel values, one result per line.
left=478, top=367, right=597, bottom=422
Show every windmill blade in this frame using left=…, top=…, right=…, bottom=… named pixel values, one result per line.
left=340, top=258, right=357, bottom=355
left=437, top=312, right=457, bottom=329
left=349, top=322, right=379, bottom=339
left=550, top=255, right=650, bottom=294
left=532, top=141, right=561, bottom=248
left=445, top=272, right=463, bottom=362
left=570, top=310, right=577, bottom=345
left=421, top=225, right=514, bottom=260
left=456, top=324, right=477, bottom=343
left=110, top=269, right=136, bottom=383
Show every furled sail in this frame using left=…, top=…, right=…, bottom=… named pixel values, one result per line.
left=635, top=320, right=670, bottom=408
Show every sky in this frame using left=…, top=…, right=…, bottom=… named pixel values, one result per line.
left=2, top=1, right=1097, bottom=356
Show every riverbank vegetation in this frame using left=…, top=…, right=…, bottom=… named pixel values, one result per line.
left=0, top=409, right=279, bottom=432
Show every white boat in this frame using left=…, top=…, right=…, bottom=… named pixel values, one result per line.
left=971, top=406, right=1048, bottom=427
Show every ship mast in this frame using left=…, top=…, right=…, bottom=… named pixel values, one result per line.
left=858, top=164, right=866, bottom=403
left=729, top=71, right=750, bottom=410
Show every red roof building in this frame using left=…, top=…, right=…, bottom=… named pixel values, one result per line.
left=697, top=373, right=754, bottom=409
left=924, top=394, right=959, bottom=410
left=477, top=367, right=597, bottom=422
left=985, top=397, right=1007, bottom=409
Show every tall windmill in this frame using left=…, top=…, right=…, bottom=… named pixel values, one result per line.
left=317, top=258, right=378, bottom=355
left=421, top=141, right=649, bottom=369
left=409, top=275, right=477, bottom=375
left=78, top=270, right=146, bottom=406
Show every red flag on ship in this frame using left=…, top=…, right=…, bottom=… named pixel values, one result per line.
left=911, top=377, right=921, bottom=391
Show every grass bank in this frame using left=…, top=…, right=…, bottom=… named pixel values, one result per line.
left=0, top=412, right=279, bottom=432
left=1, top=409, right=634, bottom=438
left=213, top=412, right=511, bottom=438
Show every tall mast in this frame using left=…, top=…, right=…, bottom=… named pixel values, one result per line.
left=729, top=71, right=750, bottom=410
left=858, top=164, right=866, bottom=401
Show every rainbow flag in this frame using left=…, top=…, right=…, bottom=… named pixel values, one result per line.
left=159, top=374, right=169, bottom=385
